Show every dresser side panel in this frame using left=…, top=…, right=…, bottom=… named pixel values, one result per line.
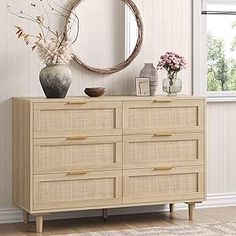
left=12, top=98, right=32, bottom=212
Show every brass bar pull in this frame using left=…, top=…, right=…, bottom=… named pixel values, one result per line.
left=153, top=167, right=173, bottom=171
left=67, top=101, right=87, bottom=105
left=67, top=136, right=87, bottom=141
left=153, top=132, right=173, bottom=137
left=153, top=99, right=173, bottom=103
left=66, top=171, right=88, bottom=176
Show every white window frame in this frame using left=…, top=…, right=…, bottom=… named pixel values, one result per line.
left=193, top=0, right=236, bottom=102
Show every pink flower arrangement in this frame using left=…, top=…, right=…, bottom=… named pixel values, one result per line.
left=157, top=52, right=187, bottom=78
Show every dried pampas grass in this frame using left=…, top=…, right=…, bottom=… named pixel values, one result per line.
left=8, top=1, right=79, bottom=65
left=35, top=39, right=73, bottom=65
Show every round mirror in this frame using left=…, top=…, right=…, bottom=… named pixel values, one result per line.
left=66, top=0, right=143, bottom=74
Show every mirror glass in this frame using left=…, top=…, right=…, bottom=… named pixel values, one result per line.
left=69, top=0, right=139, bottom=69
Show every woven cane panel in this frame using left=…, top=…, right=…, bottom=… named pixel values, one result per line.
left=127, top=173, right=198, bottom=197
left=34, top=178, right=115, bottom=204
left=35, top=109, right=115, bottom=132
left=127, top=107, right=198, bottom=128
left=125, top=140, right=198, bottom=165
left=34, top=143, right=116, bottom=171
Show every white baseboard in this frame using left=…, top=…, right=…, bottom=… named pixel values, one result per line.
left=0, top=193, right=236, bottom=224
left=0, top=208, right=22, bottom=224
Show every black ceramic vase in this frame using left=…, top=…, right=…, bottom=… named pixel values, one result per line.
left=39, top=64, right=72, bottom=98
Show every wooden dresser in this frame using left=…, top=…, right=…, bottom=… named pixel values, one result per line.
left=12, top=96, right=206, bottom=232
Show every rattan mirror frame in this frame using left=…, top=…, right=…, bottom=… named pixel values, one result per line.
left=66, top=0, right=143, bottom=74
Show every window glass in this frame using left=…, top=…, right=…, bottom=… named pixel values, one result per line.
left=206, top=4, right=236, bottom=91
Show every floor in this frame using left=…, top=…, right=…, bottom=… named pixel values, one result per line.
left=0, top=207, right=235, bottom=235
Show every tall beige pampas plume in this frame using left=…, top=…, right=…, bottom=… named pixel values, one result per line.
left=35, top=39, right=73, bottom=65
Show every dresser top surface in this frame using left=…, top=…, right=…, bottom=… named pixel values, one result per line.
left=12, top=95, right=206, bottom=103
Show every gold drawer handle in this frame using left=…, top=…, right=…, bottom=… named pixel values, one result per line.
left=67, top=101, right=87, bottom=105
left=153, top=132, right=173, bottom=137
left=153, top=99, right=173, bottom=103
left=153, top=167, right=173, bottom=171
left=66, top=171, right=88, bottom=176
left=67, top=136, right=87, bottom=141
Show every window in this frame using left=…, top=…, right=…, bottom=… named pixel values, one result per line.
left=202, top=0, right=236, bottom=97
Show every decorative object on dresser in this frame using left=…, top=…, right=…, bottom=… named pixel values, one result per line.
left=8, top=1, right=79, bottom=98
left=139, top=63, right=158, bottom=95
left=66, top=0, right=143, bottom=74
left=12, top=96, right=206, bottom=233
left=39, top=64, right=72, bottom=99
left=84, top=87, right=105, bottom=97
left=135, top=78, right=150, bottom=96
left=157, top=52, right=187, bottom=96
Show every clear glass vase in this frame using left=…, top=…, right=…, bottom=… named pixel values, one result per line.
left=162, top=75, right=182, bottom=96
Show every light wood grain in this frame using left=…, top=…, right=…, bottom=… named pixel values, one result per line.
left=188, top=203, right=195, bottom=220
left=102, top=209, right=108, bottom=220
left=12, top=96, right=205, bottom=232
left=35, top=215, right=43, bottom=233
left=22, top=211, right=29, bottom=225
left=124, top=133, right=205, bottom=169
left=123, top=99, right=205, bottom=135
left=12, top=98, right=32, bottom=212
left=33, top=101, right=122, bottom=138
left=33, top=170, right=122, bottom=211
left=123, top=166, right=205, bottom=204
left=169, top=203, right=175, bottom=213
left=15, top=96, right=206, bottom=103
left=33, top=136, right=122, bottom=173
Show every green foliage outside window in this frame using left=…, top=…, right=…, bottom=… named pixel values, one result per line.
left=207, top=21, right=236, bottom=91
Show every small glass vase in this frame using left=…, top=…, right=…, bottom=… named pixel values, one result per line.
left=162, top=75, right=182, bottom=96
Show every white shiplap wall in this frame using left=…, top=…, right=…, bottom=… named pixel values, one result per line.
left=0, top=0, right=192, bottom=210
left=207, top=103, right=236, bottom=194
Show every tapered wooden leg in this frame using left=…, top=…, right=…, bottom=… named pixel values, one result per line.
left=35, top=215, right=43, bottom=233
left=188, top=203, right=195, bottom=220
left=169, top=203, right=175, bottom=213
left=23, top=211, right=29, bottom=224
left=102, top=209, right=108, bottom=220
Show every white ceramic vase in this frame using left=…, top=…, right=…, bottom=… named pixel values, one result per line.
left=139, top=63, right=158, bottom=96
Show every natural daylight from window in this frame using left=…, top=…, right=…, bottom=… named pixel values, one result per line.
left=207, top=4, right=236, bottom=92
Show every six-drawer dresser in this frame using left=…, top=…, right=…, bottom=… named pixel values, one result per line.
left=12, top=96, right=206, bottom=232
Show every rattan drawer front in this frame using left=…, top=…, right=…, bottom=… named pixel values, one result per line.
left=33, top=170, right=122, bottom=210
left=124, top=133, right=204, bottom=169
left=123, top=166, right=205, bottom=204
left=33, top=136, right=122, bottom=174
left=124, top=99, right=205, bottom=134
left=33, top=102, right=122, bottom=138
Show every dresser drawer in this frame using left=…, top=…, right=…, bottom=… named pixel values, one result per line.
left=123, top=166, right=205, bottom=204
left=124, top=99, right=205, bottom=134
left=33, top=170, right=122, bottom=211
left=124, top=133, right=204, bottom=169
left=33, top=136, right=122, bottom=174
left=33, top=101, right=122, bottom=138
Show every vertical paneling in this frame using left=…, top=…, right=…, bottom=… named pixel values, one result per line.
left=222, top=103, right=236, bottom=193
left=180, top=0, right=193, bottom=94
left=207, top=103, right=236, bottom=195
left=0, top=0, right=193, bottom=209
left=0, top=0, right=8, bottom=208
left=207, top=103, right=225, bottom=194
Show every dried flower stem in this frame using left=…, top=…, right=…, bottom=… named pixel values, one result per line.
left=8, top=0, right=79, bottom=65
left=8, top=8, right=57, bottom=37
